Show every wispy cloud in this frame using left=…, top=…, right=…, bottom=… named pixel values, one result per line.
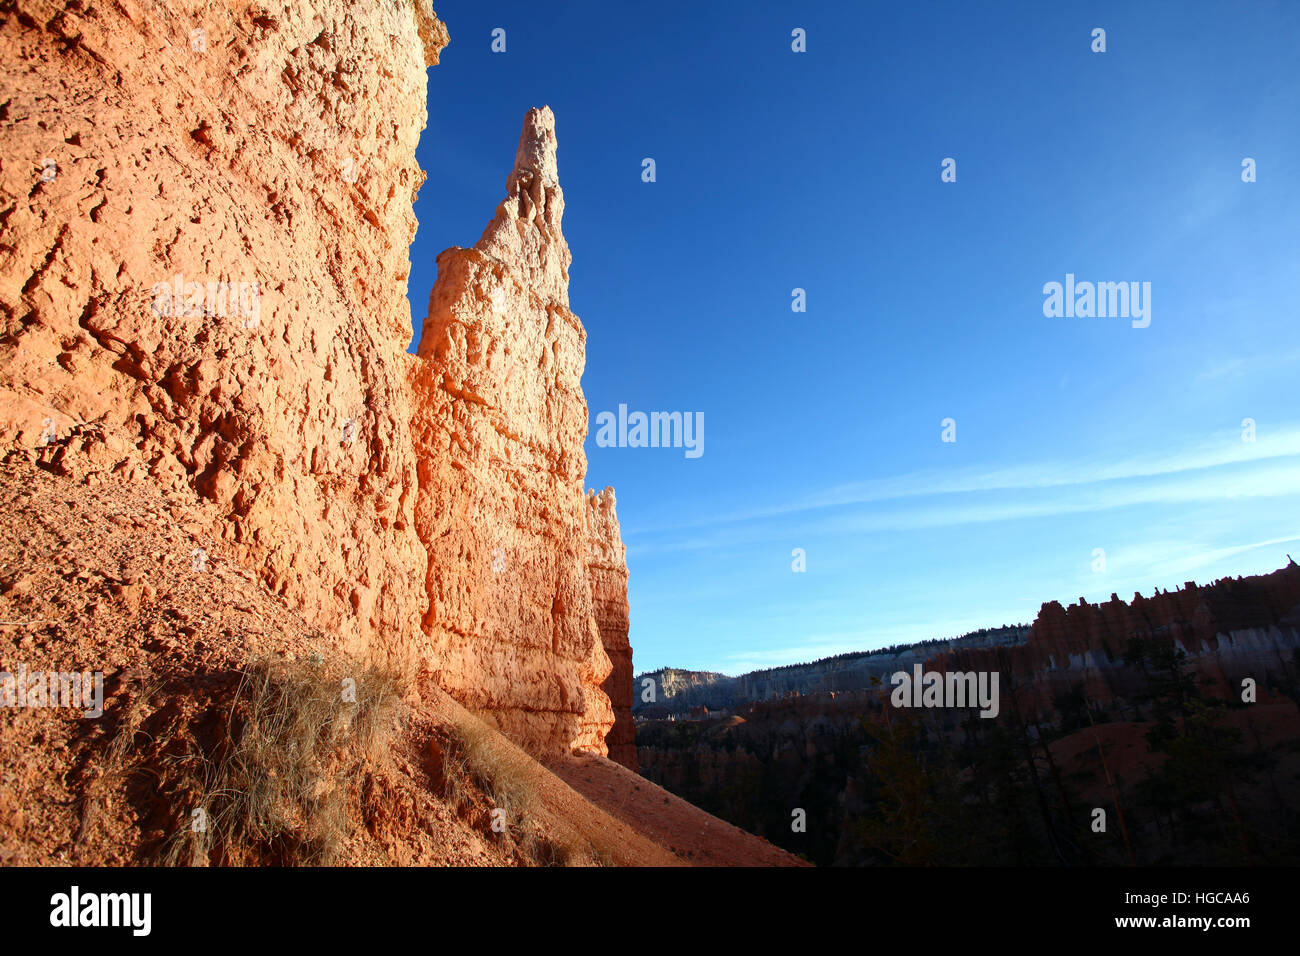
left=626, top=425, right=1300, bottom=549
left=1196, top=349, right=1300, bottom=383
left=1113, top=534, right=1300, bottom=584
left=782, top=427, right=1300, bottom=519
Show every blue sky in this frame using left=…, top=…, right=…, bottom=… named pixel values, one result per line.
left=410, top=1, right=1300, bottom=675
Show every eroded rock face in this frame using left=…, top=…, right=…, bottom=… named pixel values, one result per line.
left=929, top=562, right=1300, bottom=714
left=409, top=107, right=616, bottom=757
left=2, top=6, right=634, bottom=760
left=0, top=1, right=449, bottom=666
left=586, top=487, right=636, bottom=769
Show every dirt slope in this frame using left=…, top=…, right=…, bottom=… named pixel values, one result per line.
left=550, top=753, right=809, bottom=866
left=0, top=457, right=800, bottom=866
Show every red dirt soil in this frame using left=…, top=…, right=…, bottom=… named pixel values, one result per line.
left=550, top=752, right=809, bottom=866
left=0, top=457, right=801, bottom=866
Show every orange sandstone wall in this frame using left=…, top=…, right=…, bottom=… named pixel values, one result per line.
left=0, top=0, right=449, bottom=665
left=1, top=5, right=634, bottom=758
left=586, top=487, right=636, bottom=770
left=409, top=107, right=616, bottom=756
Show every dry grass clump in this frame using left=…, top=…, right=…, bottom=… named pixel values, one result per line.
left=159, top=656, right=405, bottom=866
left=437, top=715, right=612, bottom=867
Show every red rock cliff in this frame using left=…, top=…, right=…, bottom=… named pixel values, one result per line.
left=0, top=1, right=450, bottom=665
left=928, top=562, right=1300, bottom=714
left=1, top=5, right=633, bottom=760
left=409, top=106, right=617, bottom=757
left=586, top=486, right=636, bottom=769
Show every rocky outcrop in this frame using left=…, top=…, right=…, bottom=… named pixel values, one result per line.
left=929, top=562, right=1300, bottom=716
left=586, top=487, right=635, bottom=769
left=0, top=0, right=449, bottom=665
left=638, top=566, right=1300, bottom=866
left=409, top=106, right=615, bottom=757
left=640, top=563, right=1300, bottom=725
left=1, top=5, right=632, bottom=760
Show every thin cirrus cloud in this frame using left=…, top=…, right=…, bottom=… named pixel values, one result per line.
left=626, top=426, right=1300, bottom=555
left=781, top=426, right=1300, bottom=520
left=828, top=458, right=1300, bottom=537
left=1109, top=535, right=1300, bottom=585
left=1196, top=349, right=1300, bottom=383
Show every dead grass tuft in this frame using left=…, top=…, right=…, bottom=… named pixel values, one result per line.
left=158, top=656, right=405, bottom=866
left=436, top=715, right=613, bottom=866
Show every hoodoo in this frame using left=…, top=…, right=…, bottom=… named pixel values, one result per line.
left=409, top=107, right=634, bottom=758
